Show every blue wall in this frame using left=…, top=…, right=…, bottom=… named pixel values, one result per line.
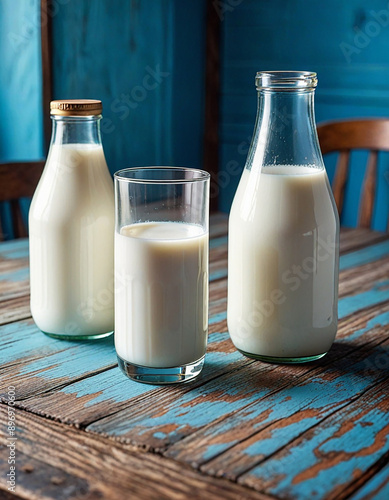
left=0, top=0, right=206, bottom=238
left=1, top=0, right=389, bottom=235
left=0, top=0, right=44, bottom=238
left=52, top=0, right=206, bottom=173
left=219, top=0, right=389, bottom=230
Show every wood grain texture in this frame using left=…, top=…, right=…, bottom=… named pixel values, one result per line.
left=331, top=150, right=350, bottom=216
left=350, top=462, right=389, bottom=500
left=165, top=304, right=389, bottom=470
left=1, top=216, right=389, bottom=500
left=238, top=379, right=389, bottom=499
left=359, top=150, right=378, bottom=228
left=317, top=119, right=389, bottom=154
left=317, top=119, right=389, bottom=229
left=0, top=405, right=271, bottom=500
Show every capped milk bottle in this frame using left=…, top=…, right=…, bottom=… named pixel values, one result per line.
left=29, top=100, right=114, bottom=339
left=228, top=72, right=339, bottom=362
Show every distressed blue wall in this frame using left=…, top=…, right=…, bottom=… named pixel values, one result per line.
left=219, top=0, right=389, bottom=230
left=52, top=0, right=206, bottom=173
left=2, top=1, right=389, bottom=234
left=0, top=0, right=206, bottom=238
left=0, top=0, right=44, bottom=238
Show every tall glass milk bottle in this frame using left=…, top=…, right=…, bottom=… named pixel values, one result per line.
left=29, top=99, right=114, bottom=339
left=228, top=71, right=339, bottom=363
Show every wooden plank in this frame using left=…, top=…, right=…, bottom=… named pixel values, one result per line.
left=339, top=228, right=388, bottom=255
left=3, top=243, right=389, bottom=426
left=350, top=462, right=389, bottom=500
left=0, top=238, right=29, bottom=303
left=0, top=269, right=229, bottom=391
left=238, top=379, right=389, bottom=500
left=203, top=0, right=221, bottom=212
left=0, top=227, right=387, bottom=309
left=340, top=239, right=389, bottom=271
left=0, top=295, right=31, bottom=325
left=0, top=320, right=116, bottom=401
left=14, top=329, right=250, bottom=428
left=165, top=304, right=389, bottom=469
left=0, top=406, right=271, bottom=500
left=0, top=449, right=90, bottom=500
left=86, top=290, right=389, bottom=449
left=339, top=256, right=389, bottom=298
left=13, top=258, right=389, bottom=430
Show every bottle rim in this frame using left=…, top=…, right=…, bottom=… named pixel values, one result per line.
left=255, top=71, right=317, bottom=90
left=114, top=166, right=210, bottom=184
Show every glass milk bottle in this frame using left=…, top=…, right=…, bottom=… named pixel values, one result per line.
left=228, top=71, right=339, bottom=363
left=29, top=99, right=114, bottom=339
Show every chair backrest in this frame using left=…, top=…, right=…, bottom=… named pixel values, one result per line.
left=0, top=161, right=45, bottom=240
left=317, top=118, right=389, bottom=230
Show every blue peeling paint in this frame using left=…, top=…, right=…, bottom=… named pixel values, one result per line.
left=153, top=431, right=168, bottom=440
left=346, top=310, right=389, bottom=342
left=209, top=311, right=227, bottom=326
left=252, top=405, right=389, bottom=499
left=209, top=236, right=227, bottom=249
left=202, top=442, right=236, bottom=462
left=245, top=417, right=319, bottom=458
left=351, top=463, right=389, bottom=500
left=209, top=269, right=228, bottom=281
left=338, top=281, right=389, bottom=318
left=340, top=240, right=389, bottom=271
left=60, top=365, right=156, bottom=406
left=0, top=267, right=29, bottom=282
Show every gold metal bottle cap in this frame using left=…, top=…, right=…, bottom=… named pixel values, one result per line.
left=50, top=99, right=102, bottom=116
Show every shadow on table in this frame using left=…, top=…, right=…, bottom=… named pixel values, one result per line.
left=200, top=340, right=389, bottom=393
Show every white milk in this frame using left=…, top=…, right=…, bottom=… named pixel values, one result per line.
left=228, top=166, right=339, bottom=358
left=29, top=144, right=114, bottom=336
left=115, top=222, right=208, bottom=368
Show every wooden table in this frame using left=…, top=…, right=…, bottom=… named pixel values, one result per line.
left=1, top=213, right=389, bottom=500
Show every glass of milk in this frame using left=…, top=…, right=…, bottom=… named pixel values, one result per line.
left=114, top=167, right=210, bottom=384
left=228, top=71, right=340, bottom=363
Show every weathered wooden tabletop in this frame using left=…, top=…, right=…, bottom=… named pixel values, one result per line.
left=1, top=213, right=389, bottom=500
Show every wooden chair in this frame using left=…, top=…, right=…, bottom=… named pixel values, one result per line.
left=0, top=162, right=45, bottom=240
left=317, top=118, right=389, bottom=229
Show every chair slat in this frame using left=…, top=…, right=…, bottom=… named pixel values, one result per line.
left=0, top=161, right=44, bottom=240
left=0, top=161, right=44, bottom=202
left=10, top=200, right=27, bottom=239
left=359, top=151, right=378, bottom=229
left=317, top=119, right=389, bottom=230
left=332, top=150, right=350, bottom=215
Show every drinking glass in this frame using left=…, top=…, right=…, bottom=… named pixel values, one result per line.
left=114, top=167, right=210, bottom=384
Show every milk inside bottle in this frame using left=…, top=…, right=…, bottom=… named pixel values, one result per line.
left=29, top=100, right=114, bottom=339
left=228, top=72, right=339, bottom=363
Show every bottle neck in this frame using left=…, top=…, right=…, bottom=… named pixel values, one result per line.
left=50, top=115, right=102, bottom=147
left=247, top=89, right=324, bottom=170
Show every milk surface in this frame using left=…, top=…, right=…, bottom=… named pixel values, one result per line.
left=228, top=165, right=339, bottom=358
left=29, top=144, right=115, bottom=336
left=115, top=222, right=208, bottom=368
